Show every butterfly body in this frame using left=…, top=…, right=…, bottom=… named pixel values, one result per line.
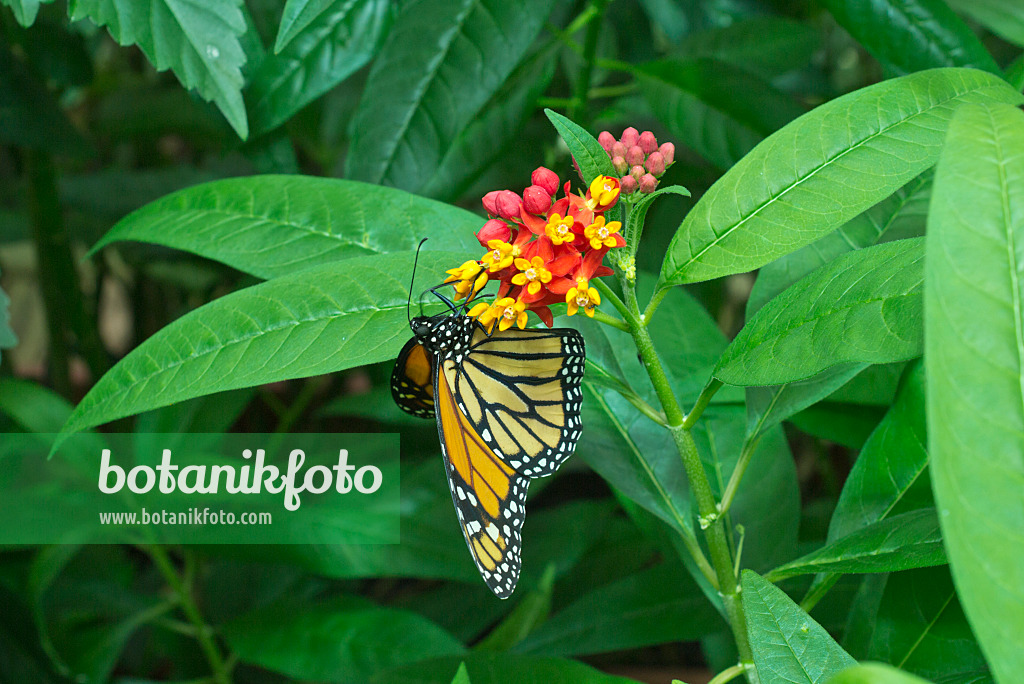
left=391, top=311, right=585, bottom=597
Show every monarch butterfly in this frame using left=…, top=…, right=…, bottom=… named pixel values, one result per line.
left=391, top=285, right=585, bottom=598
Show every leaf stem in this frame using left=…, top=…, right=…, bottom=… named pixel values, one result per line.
left=708, top=663, right=749, bottom=684
left=683, top=378, right=722, bottom=429
left=590, top=308, right=629, bottom=331
left=799, top=574, right=839, bottom=613
left=592, top=278, right=630, bottom=321
left=718, top=434, right=762, bottom=517
left=588, top=82, right=638, bottom=99
left=144, top=546, right=232, bottom=684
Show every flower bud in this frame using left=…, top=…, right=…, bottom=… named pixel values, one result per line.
left=658, top=142, right=675, bottom=165
left=639, top=173, right=657, bottom=194
left=523, top=185, right=552, bottom=214
left=611, top=141, right=627, bottom=159
left=625, top=145, right=645, bottom=167
left=531, top=166, right=559, bottom=196
left=621, top=127, right=640, bottom=148
left=638, top=130, right=658, bottom=155
left=612, top=155, right=628, bottom=175
left=630, top=164, right=645, bottom=181
left=645, top=151, right=665, bottom=176
left=477, top=219, right=511, bottom=246
left=598, top=131, right=616, bottom=153
left=482, top=191, right=501, bottom=216
left=494, top=190, right=523, bottom=219
left=620, top=175, right=638, bottom=194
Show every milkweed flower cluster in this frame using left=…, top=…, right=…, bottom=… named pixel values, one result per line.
left=444, top=167, right=626, bottom=331
left=597, top=127, right=674, bottom=196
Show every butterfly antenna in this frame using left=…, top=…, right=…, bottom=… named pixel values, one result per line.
left=407, top=238, right=428, bottom=324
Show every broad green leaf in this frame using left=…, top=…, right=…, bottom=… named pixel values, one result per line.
left=514, top=562, right=720, bottom=656
left=421, top=46, right=556, bottom=201
left=89, top=176, right=483, bottom=279
left=247, top=0, right=392, bottom=136
left=745, top=364, right=868, bottom=439
left=821, top=0, right=1000, bottom=75
left=716, top=239, right=924, bottom=387
left=373, top=652, right=640, bottom=684
left=545, top=109, right=617, bottom=186
left=58, top=252, right=461, bottom=437
left=742, top=570, right=857, bottom=684
left=946, top=0, right=1024, bottom=49
left=1006, top=54, right=1024, bottom=91
left=926, top=102, right=1024, bottom=681
left=637, top=0, right=687, bottom=43
left=674, top=17, right=819, bottom=78
left=475, top=565, right=555, bottom=652
left=766, top=509, right=945, bottom=581
left=827, top=663, right=932, bottom=684
left=829, top=362, right=930, bottom=542
left=345, top=0, right=553, bottom=191
left=224, top=597, right=466, bottom=680
left=70, top=0, right=250, bottom=138
left=0, top=42, right=91, bottom=156
left=748, top=171, right=932, bottom=316
left=658, top=68, right=1022, bottom=288
left=639, top=58, right=806, bottom=170
left=788, top=402, right=886, bottom=450
left=865, top=569, right=991, bottom=682
left=0, top=0, right=50, bottom=26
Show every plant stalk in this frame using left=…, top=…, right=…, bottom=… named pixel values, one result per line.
left=145, top=545, right=232, bottom=684
left=568, top=0, right=610, bottom=126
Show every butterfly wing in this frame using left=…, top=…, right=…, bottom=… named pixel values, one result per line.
left=442, top=326, right=585, bottom=478
left=390, top=337, right=435, bottom=418
left=435, top=354, right=528, bottom=598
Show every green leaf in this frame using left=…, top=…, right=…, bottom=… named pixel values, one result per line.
left=345, top=0, right=553, bottom=191
left=514, top=562, right=720, bottom=656
left=716, top=239, right=924, bottom=387
left=826, top=663, right=932, bottom=684
left=0, top=0, right=50, bottom=26
left=224, top=597, right=466, bottom=681
left=788, top=402, right=886, bottom=450
left=475, top=564, right=555, bottom=652
left=639, top=57, right=806, bottom=170
left=0, top=378, right=72, bottom=433
left=863, top=569, right=991, bottom=682
left=451, top=663, right=472, bottom=684
left=1006, top=54, right=1024, bottom=91
left=421, top=46, right=557, bottom=201
left=373, top=652, right=641, bottom=684
left=658, top=68, right=1022, bottom=288
left=821, top=0, right=1000, bottom=76
left=545, top=109, right=617, bottom=186
left=946, top=0, right=1024, bottom=49
left=58, top=251, right=461, bottom=437
left=925, top=102, right=1024, bottom=681
left=0, top=41, right=92, bottom=156
left=248, top=0, right=392, bottom=136
left=89, top=176, right=483, bottom=279
left=745, top=364, right=869, bottom=439
left=274, top=0, right=331, bottom=51
left=674, top=17, right=820, bottom=78
left=70, top=0, right=250, bottom=138
left=828, top=362, right=930, bottom=542
left=742, top=570, right=857, bottom=684
left=766, top=509, right=945, bottom=581
left=749, top=171, right=932, bottom=316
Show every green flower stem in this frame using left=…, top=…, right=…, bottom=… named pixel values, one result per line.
left=568, top=0, right=610, bottom=125
left=620, top=281, right=757, bottom=682
left=590, top=307, right=629, bottom=331
left=642, top=284, right=671, bottom=324
left=683, top=378, right=723, bottom=429
left=592, top=278, right=630, bottom=321
left=145, top=545, right=232, bottom=684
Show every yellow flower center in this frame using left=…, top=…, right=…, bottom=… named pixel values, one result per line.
left=502, top=306, right=517, bottom=321
left=525, top=268, right=537, bottom=280
left=575, top=292, right=590, bottom=307
left=598, top=227, right=609, bottom=239
left=491, top=248, right=503, bottom=261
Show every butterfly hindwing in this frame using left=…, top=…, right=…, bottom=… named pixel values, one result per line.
left=390, top=337, right=435, bottom=418
left=443, top=326, right=585, bottom=478
left=435, top=352, right=527, bottom=598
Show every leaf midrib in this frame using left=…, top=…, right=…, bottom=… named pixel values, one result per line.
left=673, top=77, right=985, bottom=280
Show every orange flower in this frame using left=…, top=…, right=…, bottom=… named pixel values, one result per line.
left=544, top=213, right=577, bottom=246
left=469, top=297, right=528, bottom=332
left=444, top=260, right=488, bottom=301
left=511, top=256, right=552, bottom=296
left=566, top=278, right=601, bottom=317
left=585, top=175, right=620, bottom=212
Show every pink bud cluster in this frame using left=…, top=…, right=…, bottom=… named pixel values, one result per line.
left=483, top=167, right=561, bottom=220
left=597, top=127, right=674, bottom=196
